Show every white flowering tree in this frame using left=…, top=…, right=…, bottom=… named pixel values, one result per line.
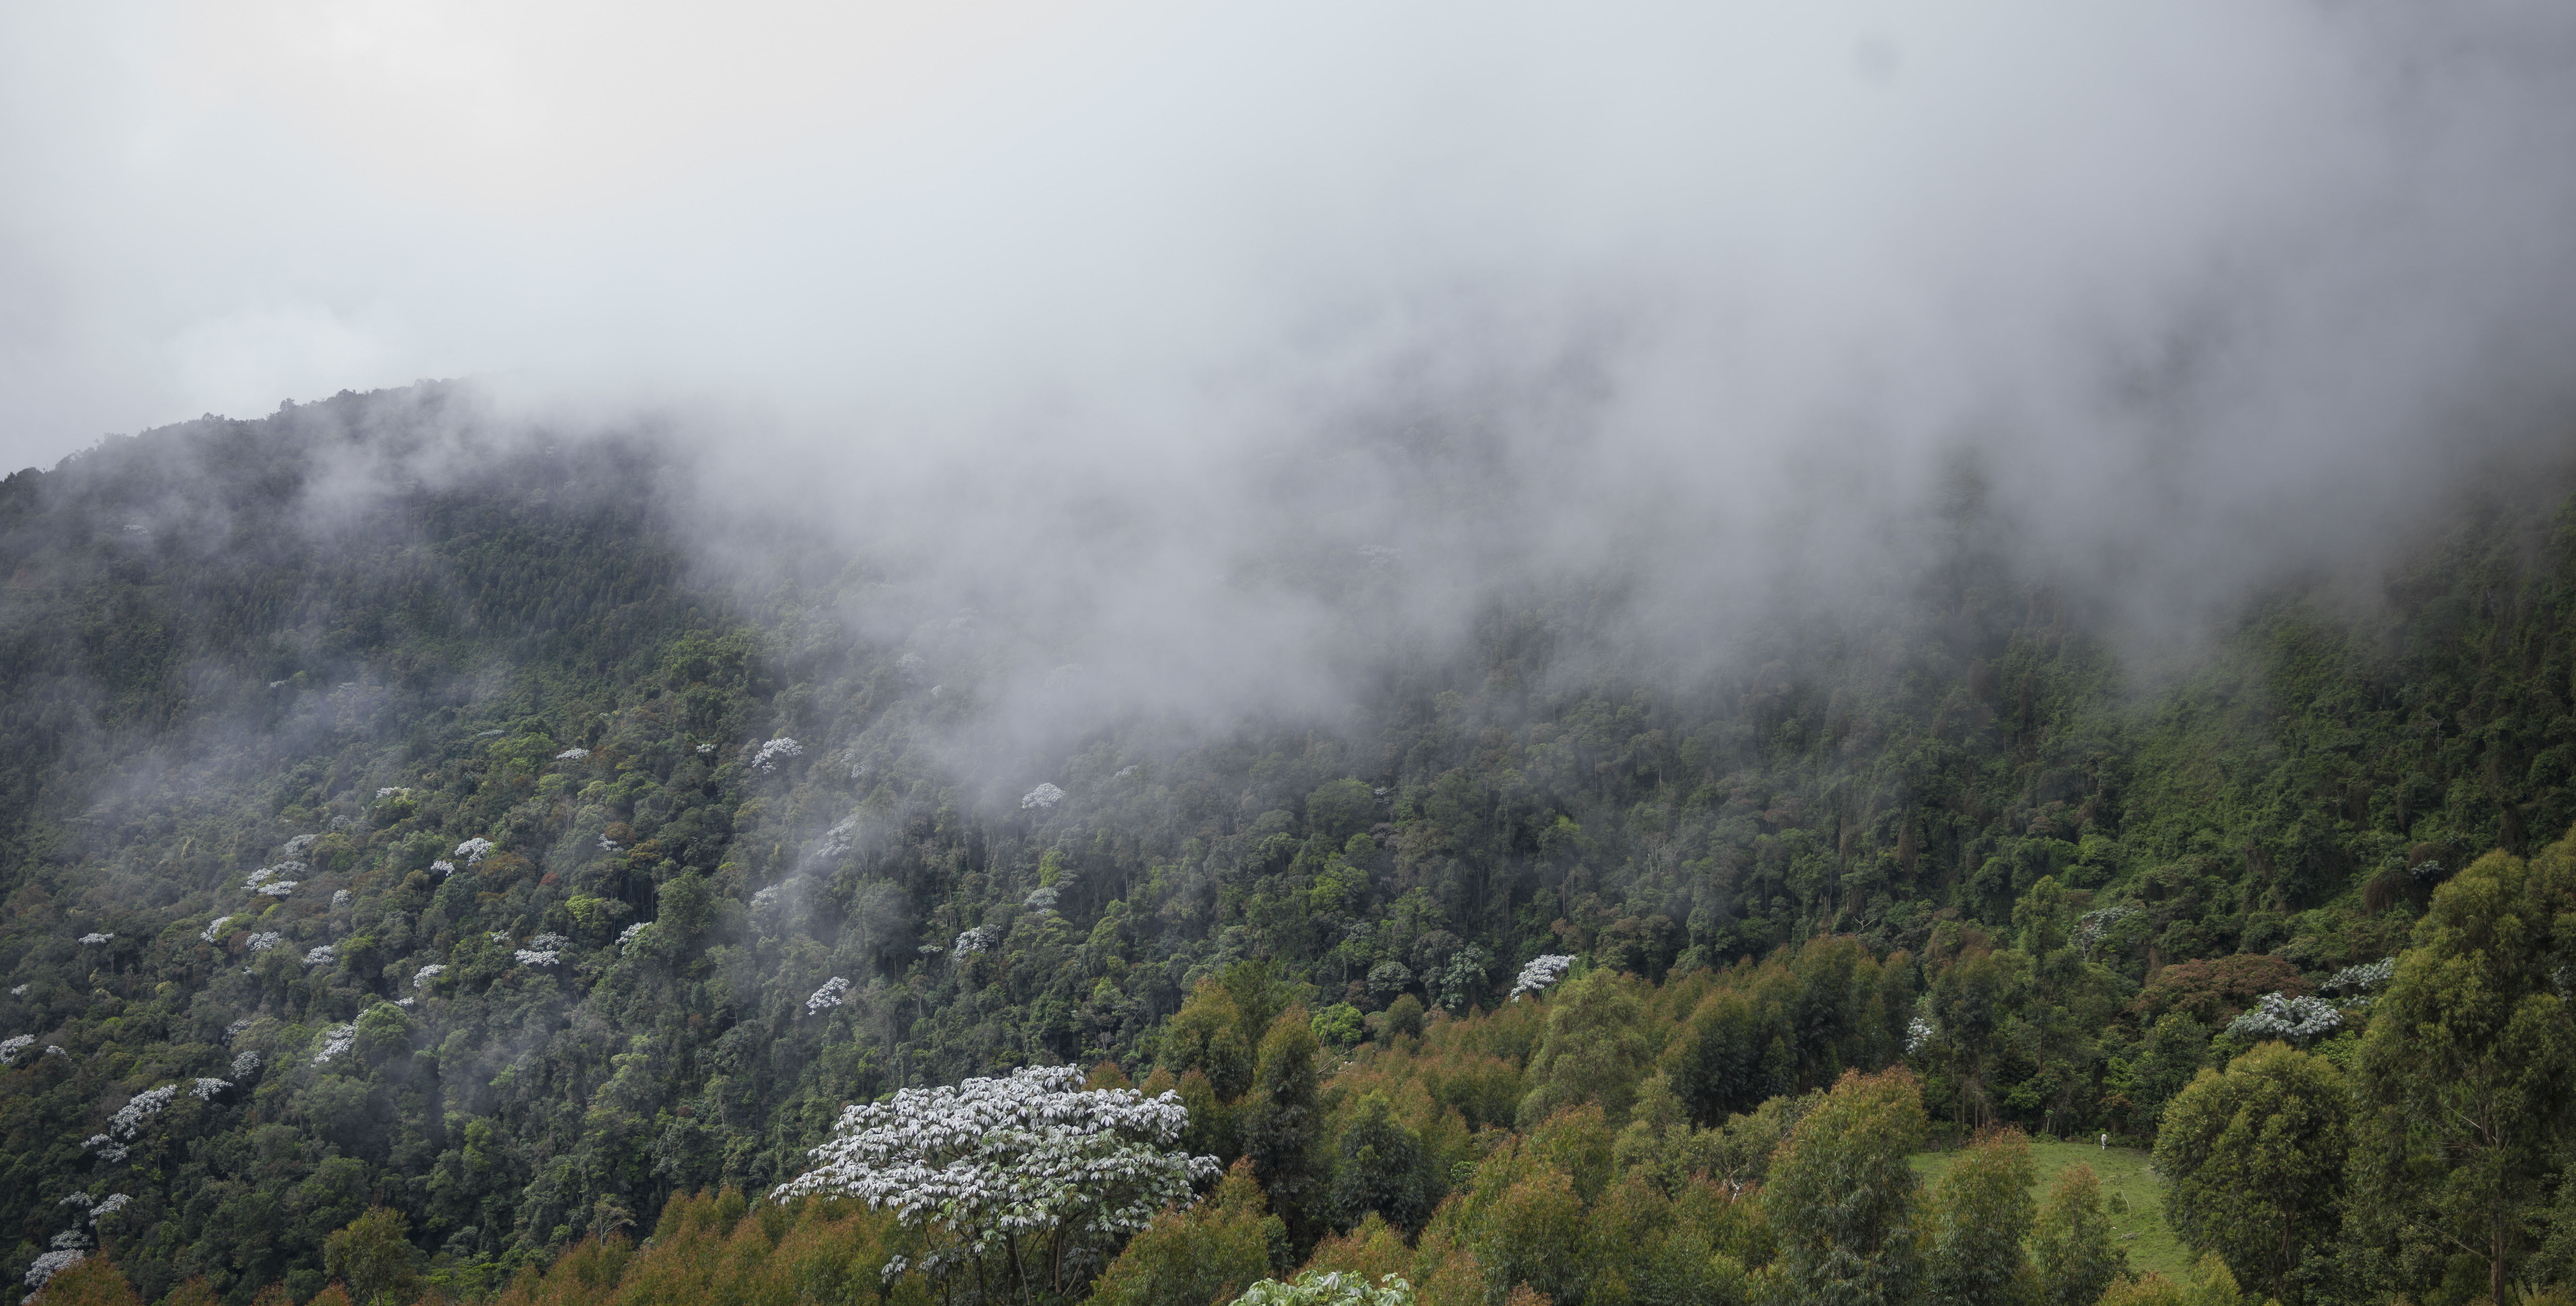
left=2225, top=991, right=2343, bottom=1045
left=804, top=977, right=851, bottom=1015
left=1508, top=954, right=1575, bottom=1001
left=772, top=1065, right=1217, bottom=1304
left=1234, top=1272, right=1416, bottom=1306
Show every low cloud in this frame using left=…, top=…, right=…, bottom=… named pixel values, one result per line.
left=7, top=2, right=2574, bottom=737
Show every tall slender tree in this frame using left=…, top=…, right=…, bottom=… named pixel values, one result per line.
left=1765, top=1067, right=1928, bottom=1306
left=1923, top=1126, right=2036, bottom=1306
left=2031, top=1164, right=2124, bottom=1306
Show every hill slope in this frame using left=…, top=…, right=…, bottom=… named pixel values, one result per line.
left=4, top=388, right=2573, bottom=1298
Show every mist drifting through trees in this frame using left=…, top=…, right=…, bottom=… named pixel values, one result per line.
left=6, top=5, right=2576, bottom=1306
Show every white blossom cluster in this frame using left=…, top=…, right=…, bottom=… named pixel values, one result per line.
left=25, top=1248, right=84, bottom=1291
left=376, top=787, right=411, bottom=799
left=431, top=860, right=456, bottom=875
left=80, top=1134, right=125, bottom=1162
left=1020, top=783, right=1065, bottom=810
left=1906, top=1017, right=1943, bottom=1054
left=284, top=835, right=320, bottom=856
left=1508, top=955, right=1576, bottom=1001
left=77, top=933, right=113, bottom=946
left=818, top=815, right=861, bottom=858
left=598, top=834, right=621, bottom=852
left=2226, top=992, right=2343, bottom=1045
left=805, top=977, right=852, bottom=1015
left=44, top=1046, right=64, bottom=1058
left=314, top=1025, right=358, bottom=1064
left=224, top=1018, right=253, bottom=1039
left=255, top=881, right=297, bottom=898
left=397, top=998, right=415, bottom=1008
left=2322, top=957, right=2397, bottom=998
left=414, top=965, right=447, bottom=989
left=2073, top=906, right=2141, bottom=957
left=57, top=1194, right=90, bottom=1211
left=230, top=1051, right=260, bottom=1078
left=954, top=926, right=997, bottom=956
left=455, top=838, right=495, bottom=866
left=487, top=931, right=512, bottom=943
left=88, top=1194, right=130, bottom=1219
left=9, top=984, right=24, bottom=996
left=246, top=933, right=283, bottom=953
left=303, top=945, right=336, bottom=968
left=696, top=742, right=715, bottom=754
left=331, top=890, right=351, bottom=908
left=749, top=737, right=804, bottom=772
left=107, top=1084, right=178, bottom=1139
left=1237, top=1272, right=1418, bottom=1306
left=617, top=923, right=652, bottom=954
left=531, top=933, right=570, bottom=948
left=190, top=1078, right=229, bottom=1101
left=556, top=747, right=591, bottom=760
left=200, top=915, right=234, bottom=943
left=771, top=1065, right=1218, bottom=1281
left=0, top=1035, right=33, bottom=1065
left=1023, top=886, right=1059, bottom=912
left=515, top=949, right=562, bottom=967
left=247, top=862, right=305, bottom=887
left=751, top=885, right=783, bottom=910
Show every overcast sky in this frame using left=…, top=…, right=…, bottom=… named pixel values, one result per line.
left=6, top=2, right=2574, bottom=677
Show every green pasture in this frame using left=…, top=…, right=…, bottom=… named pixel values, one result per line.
left=1911, top=1139, right=2189, bottom=1281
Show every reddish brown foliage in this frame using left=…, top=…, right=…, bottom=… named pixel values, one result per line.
left=2133, top=954, right=2309, bottom=1025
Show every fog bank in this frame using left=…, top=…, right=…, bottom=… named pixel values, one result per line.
left=8, top=2, right=2575, bottom=733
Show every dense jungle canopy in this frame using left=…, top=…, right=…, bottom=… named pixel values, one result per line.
left=6, top=387, right=2576, bottom=1306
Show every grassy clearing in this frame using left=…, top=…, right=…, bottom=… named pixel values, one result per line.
left=1911, top=1138, right=2190, bottom=1280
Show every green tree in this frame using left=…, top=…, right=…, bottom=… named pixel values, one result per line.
left=1666, top=988, right=1789, bottom=1127
left=1168, top=984, right=1261, bottom=1104
left=1093, top=1159, right=1285, bottom=1306
left=1923, top=1126, right=2035, bottom=1306
left=2154, top=1042, right=2348, bottom=1304
left=2031, top=1163, right=2125, bottom=1306
left=1518, top=969, right=1656, bottom=1128
left=324, top=1206, right=423, bottom=1306
left=2115, top=1013, right=2212, bottom=1136
left=1764, top=1067, right=1928, bottom=1306
left=1245, top=1007, right=1328, bottom=1250
left=2355, top=836, right=2576, bottom=1306
left=1327, top=1091, right=1440, bottom=1233
left=1381, top=994, right=1425, bottom=1042
left=1305, top=780, right=1379, bottom=845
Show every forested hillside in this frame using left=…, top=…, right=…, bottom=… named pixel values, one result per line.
left=5, top=387, right=2575, bottom=1306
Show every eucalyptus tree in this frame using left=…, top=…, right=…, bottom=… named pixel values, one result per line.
left=2354, top=837, right=2576, bottom=1306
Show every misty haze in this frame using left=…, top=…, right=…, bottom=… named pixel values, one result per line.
left=4, top=6, right=2576, bottom=1306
